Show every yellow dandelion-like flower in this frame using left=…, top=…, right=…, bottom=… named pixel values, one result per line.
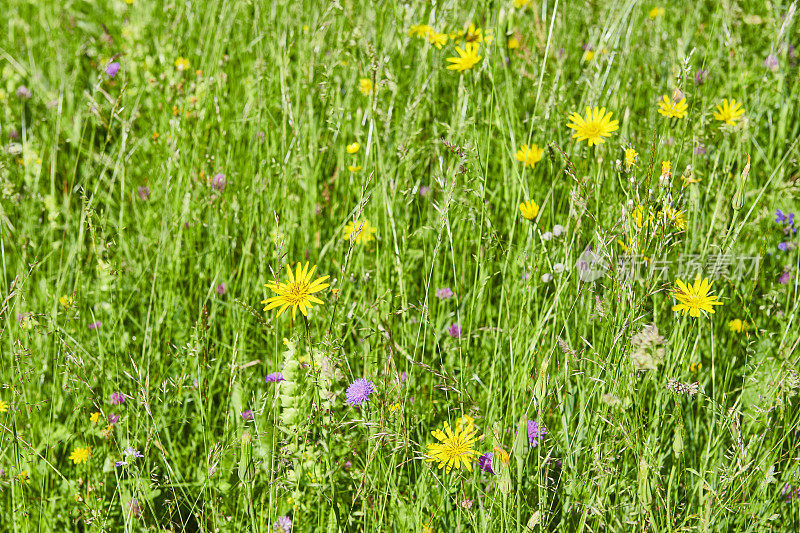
left=426, top=421, right=479, bottom=473
left=408, top=24, right=433, bottom=38
left=660, top=206, right=686, bottom=231
left=346, top=142, right=360, bottom=154
left=358, top=78, right=374, bottom=95
left=657, top=94, right=688, bottom=119
left=661, top=160, right=671, bottom=176
left=90, top=412, right=100, bottom=424
left=464, top=23, right=492, bottom=44
left=649, top=7, right=665, bottom=19
left=446, top=43, right=482, bottom=72
left=690, top=361, right=702, bottom=373
left=174, top=57, right=190, bottom=71
left=17, top=471, right=29, bottom=483
left=515, top=144, right=544, bottom=168
left=348, top=165, right=362, bottom=172
left=582, top=49, right=595, bottom=62
left=455, top=415, right=475, bottom=432
left=59, top=295, right=74, bottom=307
left=427, top=31, right=448, bottom=49
left=672, top=275, right=723, bottom=317
left=389, top=402, right=401, bottom=413
left=624, top=147, right=638, bottom=169
left=261, top=262, right=331, bottom=320
left=69, top=446, right=92, bottom=465
left=519, top=200, right=540, bottom=221
left=566, top=107, right=619, bottom=146
left=632, top=205, right=653, bottom=228
left=343, top=219, right=377, bottom=244
left=508, top=36, right=520, bottom=49
left=0, top=399, right=8, bottom=413
left=728, top=319, right=748, bottom=333
left=713, top=98, right=745, bottom=125
left=513, top=0, right=532, bottom=8
left=423, top=524, right=434, bottom=533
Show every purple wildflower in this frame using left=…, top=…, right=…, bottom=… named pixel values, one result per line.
left=345, top=378, right=375, bottom=406
left=780, top=267, right=793, bottom=284
left=106, top=62, right=120, bottom=78
left=108, top=413, right=120, bottom=425
left=127, top=498, right=143, bottom=518
left=400, top=371, right=407, bottom=383
left=447, top=323, right=462, bottom=338
left=137, top=186, right=150, bottom=201
left=88, top=321, right=102, bottom=330
left=16, top=85, right=31, bottom=100
left=242, top=409, right=254, bottom=420
left=555, top=47, right=565, bottom=59
left=521, top=271, right=530, bottom=281
left=419, top=185, right=430, bottom=197
left=694, top=144, right=707, bottom=156
left=110, top=392, right=126, bottom=405
left=265, top=372, right=285, bottom=383
left=478, top=452, right=494, bottom=474
left=527, top=420, right=548, bottom=448
left=216, top=283, right=227, bottom=295
left=273, top=516, right=292, bottom=533
left=124, top=447, right=143, bottom=458
left=694, top=68, right=708, bottom=85
left=212, top=173, right=226, bottom=191
left=435, top=287, right=453, bottom=300
left=765, top=54, right=779, bottom=71
left=776, top=209, right=788, bottom=224
left=779, top=242, right=789, bottom=251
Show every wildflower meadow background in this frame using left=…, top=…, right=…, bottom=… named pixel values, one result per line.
left=1, top=0, right=800, bottom=531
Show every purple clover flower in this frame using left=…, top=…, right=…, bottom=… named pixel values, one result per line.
left=88, top=321, right=102, bottom=330
left=106, top=62, right=120, bottom=78
left=137, top=186, right=150, bottom=201
left=447, top=323, right=462, bottom=338
left=780, top=267, right=793, bottom=284
left=110, top=392, right=126, bottom=405
left=108, top=413, right=120, bottom=425
left=345, top=378, right=375, bottom=406
left=242, top=409, right=254, bottom=420
left=527, top=420, right=548, bottom=448
left=478, top=452, right=494, bottom=474
left=212, top=173, right=226, bottom=191
left=435, top=287, right=453, bottom=300
left=16, top=85, right=31, bottom=100
left=265, top=372, right=285, bottom=383
left=273, top=516, right=292, bottom=533
left=216, top=283, right=226, bottom=295
left=765, top=54, right=779, bottom=71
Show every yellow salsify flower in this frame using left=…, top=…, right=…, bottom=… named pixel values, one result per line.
left=408, top=24, right=433, bottom=38
left=713, top=98, right=745, bottom=125
left=423, top=524, right=434, bottom=533
left=513, top=0, right=532, bottom=8
left=343, top=219, right=377, bottom=244
left=632, top=205, right=653, bottom=228
left=582, top=49, right=595, bottom=62
left=358, top=78, right=374, bottom=95
left=445, top=43, right=482, bottom=72
left=427, top=31, right=448, bottom=49
left=672, top=275, right=723, bottom=317
left=262, top=262, right=331, bottom=320
left=69, top=446, right=92, bottom=465
left=346, top=142, right=360, bottom=154
left=657, top=94, right=688, bottom=119
left=519, top=200, right=540, bottom=221
left=464, top=23, right=492, bottom=44
left=174, top=57, right=190, bottom=71
left=624, top=147, right=638, bottom=169
left=566, top=107, right=619, bottom=146
left=90, top=412, right=100, bottom=424
left=658, top=206, right=686, bottom=231
left=348, top=165, right=362, bottom=172
left=661, top=160, right=671, bottom=176
left=649, top=7, right=665, bottom=19
left=728, top=319, right=748, bottom=333
left=515, top=144, right=544, bottom=168
left=455, top=415, right=475, bottom=432
left=0, top=399, right=8, bottom=413
left=426, top=421, right=479, bottom=472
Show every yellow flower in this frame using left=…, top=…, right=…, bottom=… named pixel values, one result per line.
left=649, top=7, right=665, bottom=18
left=661, top=160, right=671, bottom=176
left=508, top=36, right=520, bottom=49
left=728, top=319, right=748, bottom=333
left=346, top=142, right=360, bottom=154
left=389, top=402, right=401, bottom=413
left=124, top=0, right=133, bottom=4
left=519, top=200, right=540, bottom=221
left=426, top=421, right=479, bottom=472
left=59, top=295, right=74, bottom=307
left=262, top=262, right=331, bottom=320
left=713, top=98, right=745, bottom=125
left=656, top=205, right=686, bottom=231
left=358, top=78, right=374, bottom=95
left=423, top=524, right=434, bottom=533
left=566, top=107, right=619, bottom=146
left=0, top=399, right=8, bottom=413
left=624, top=147, right=638, bottom=169
left=17, top=471, right=29, bottom=483
left=174, top=57, right=190, bottom=71
left=427, top=31, right=448, bottom=49
left=657, top=94, right=688, bottom=119
left=348, top=165, right=362, bottom=172
left=69, top=446, right=92, bottom=465
left=408, top=24, right=433, bottom=38
left=632, top=205, right=652, bottom=228
left=515, top=144, right=544, bottom=168
left=455, top=415, right=475, bottom=432
left=513, top=0, right=532, bottom=7
left=90, top=412, right=100, bottom=424
left=672, top=275, right=723, bottom=317
left=445, top=43, right=482, bottom=72
left=343, top=219, right=377, bottom=244
left=582, top=49, right=595, bottom=62
left=464, top=24, right=492, bottom=44
left=690, top=361, right=702, bottom=373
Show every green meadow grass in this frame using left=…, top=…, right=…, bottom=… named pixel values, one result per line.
left=1, top=0, right=800, bottom=531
